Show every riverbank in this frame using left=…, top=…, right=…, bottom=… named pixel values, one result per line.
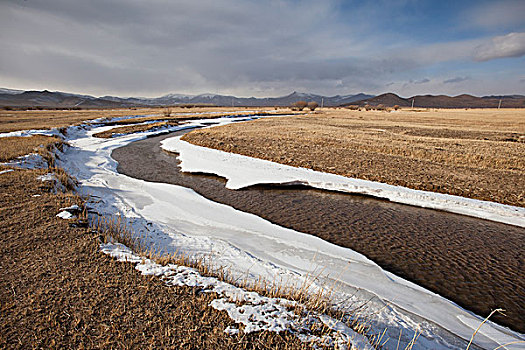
left=0, top=167, right=314, bottom=349
left=182, top=108, right=525, bottom=207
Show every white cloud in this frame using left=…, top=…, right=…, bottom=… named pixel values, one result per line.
left=473, top=32, right=525, bottom=61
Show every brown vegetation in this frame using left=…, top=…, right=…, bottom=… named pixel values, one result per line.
left=0, top=135, right=63, bottom=162
left=93, top=111, right=297, bottom=138
left=291, top=101, right=308, bottom=111
left=307, top=102, right=319, bottom=111
left=93, top=121, right=180, bottom=138
left=0, top=113, right=370, bottom=349
left=183, top=108, right=525, bottom=207
left=0, top=107, right=264, bottom=133
left=0, top=168, right=317, bottom=349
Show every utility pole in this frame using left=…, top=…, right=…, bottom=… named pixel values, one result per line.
left=411, top=98, right=415, bottom=109
left=498, top=99, right=502, bottom=109
left=321, top=97, right=324, bottom=109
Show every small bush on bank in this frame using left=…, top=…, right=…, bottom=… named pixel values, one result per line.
left=291, top=101, right=308, bottom=111
left=307, top=101, right=318, bottom=111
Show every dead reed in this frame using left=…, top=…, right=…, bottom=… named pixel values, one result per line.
left=0, top=135, right=63, bottom=163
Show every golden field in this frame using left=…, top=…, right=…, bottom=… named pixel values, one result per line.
left=0, top=106, right=269, bottom=133
left=183, top=108, right=525, bottom=206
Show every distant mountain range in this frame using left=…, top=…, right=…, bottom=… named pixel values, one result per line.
left=352, top=93, right=525, bottom=108
left=1, top=88, right=524, bottom=109
left=0, top=89, right=372, bottom=109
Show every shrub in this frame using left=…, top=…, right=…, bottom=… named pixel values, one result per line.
left=393, top=105, right=400, bottom=110
left=376, top=104, right=385, bottom=111
left=346, top=105, right=359, bottom=110
left=163, top=107, right=172, bottom=118
left=307, top=101, right=318, bottom=111
left=364, top=105, right=372, bottom=111
left=292, top=101, right=308, bottom=111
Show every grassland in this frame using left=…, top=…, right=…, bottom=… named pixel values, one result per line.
left=0, top=106, right=268, bottom=133
left=1, top=107, right=522, bottom=348
left=0, top=112, right=357, bottom=349
left=0, top=167, right=313, bottom=349
left=183, top=108, right=525, bottom=207
left=0, top=135, right=62, bottom=162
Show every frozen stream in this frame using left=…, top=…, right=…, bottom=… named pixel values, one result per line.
left=59, top=116, right=524, bottom=350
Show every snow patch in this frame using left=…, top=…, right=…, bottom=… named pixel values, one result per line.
left=37, top=173, right=56, bottom=182
left=223, top=326, right=239, bottom=336
left=1, top=153, right=48, bottom=170
left=56, top=211, right=76, bottom=219
left=0, top=129, right=61, bottom=138
left=100, top=242, right=373, bottom=349
left=60, top=204, right=80, bottom=211
left=56, top=204, right=81, bottom=219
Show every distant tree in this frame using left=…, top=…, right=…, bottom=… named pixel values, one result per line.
left=307, top=101, right=318, bottom=111
left=292, top=101, right=308, bottom=111
left=376, top=104, right=385, bottom=111
left=163, top=107, right=172, bottom=118
left=393, top=105, right=400, bottom=110
left=364, top=105, right=372, bottom=111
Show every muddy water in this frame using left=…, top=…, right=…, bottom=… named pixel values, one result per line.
left=112, top=130, right=525, bottom=332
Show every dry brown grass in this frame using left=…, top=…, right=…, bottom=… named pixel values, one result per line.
left=92, top=111, right=296, bottom=138
left=91, top=214, right=372, bottom=340
left=101, top=110, right=294, bottom=127
left=0, top=168, right=318, bottom=350
left=93, top=121, right=180, bottom=138
left=0, top=107, right=263, bottom=133
left=0, top=135, right=64, bottom=165
left=183, top=108, right=525, bottom=206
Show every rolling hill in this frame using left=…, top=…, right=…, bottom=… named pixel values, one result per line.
left=0, top=90, right=373, bottom=109
left=351, top=93, right=525, bottom=108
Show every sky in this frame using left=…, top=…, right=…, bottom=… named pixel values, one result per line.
left=1, top=0, right=524, bottom=98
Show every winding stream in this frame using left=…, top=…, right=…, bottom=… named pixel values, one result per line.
left=112, top=129, right=524, bottom=333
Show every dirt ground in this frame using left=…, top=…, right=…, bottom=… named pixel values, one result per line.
left=183, top=108, right=525, bottom=207
left=0, top=168, right=313, bottom=349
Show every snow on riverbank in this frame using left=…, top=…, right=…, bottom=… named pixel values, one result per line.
left=57, top=116, right=524, bottom=350
left=100, top=241, right=374, bottom=349
left=0, top=153, right=48, bottom=170
left=162, top=137, right=525, bottom=228
left=0, top=128, right=62, bottom=138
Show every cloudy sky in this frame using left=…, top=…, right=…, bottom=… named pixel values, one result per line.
left=1, top=0, right=524, bottom=98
